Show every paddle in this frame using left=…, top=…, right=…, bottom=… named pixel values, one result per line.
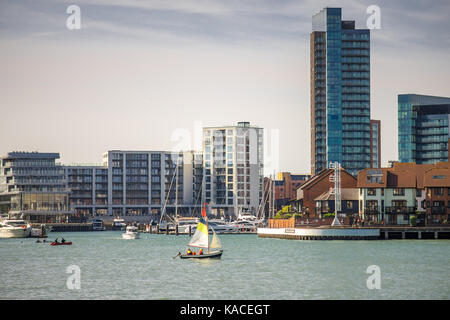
left=172, top=252, right=181, bottom=259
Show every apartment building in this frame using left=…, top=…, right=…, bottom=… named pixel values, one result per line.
left=0, top=152, right=74, bottom=223
left=311, top=8, right=371, bottom=176
left=203, top=122, right=264, bottom=216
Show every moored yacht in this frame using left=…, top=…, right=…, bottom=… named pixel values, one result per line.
left=175, top=217, right=199, bottom=234
left=0, top=219, right=32, bottom=238
left=122, top=225, right=140, bottom=239
left=112, top=218, right=127, bottom=231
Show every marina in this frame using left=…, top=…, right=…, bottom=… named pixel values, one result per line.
left=0, top=231, right=449, bottom=300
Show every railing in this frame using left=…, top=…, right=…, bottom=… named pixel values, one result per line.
left=431, top=207, right=447, bottom=214
left=364, top=208, right=380, bottom=215
left=384, top=206, right=415, bottom=214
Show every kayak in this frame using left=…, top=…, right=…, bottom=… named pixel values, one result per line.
left=50, top=242, right=72, bottom=246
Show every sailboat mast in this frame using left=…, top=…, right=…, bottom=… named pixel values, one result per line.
left=272, top=173, right=275, bottom=218
left=175, top=162, right=179, bottom=219
left=206, top=203, right=210, bottom=253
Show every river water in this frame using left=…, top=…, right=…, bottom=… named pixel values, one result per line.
left=0, top=231, right=449, bottom=299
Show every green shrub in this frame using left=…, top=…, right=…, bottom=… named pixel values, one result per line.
left=410, top=215, right=417, bottom=227
left=323, top=213, right=335, bottom=218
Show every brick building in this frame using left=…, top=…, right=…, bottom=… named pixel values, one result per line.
left=358, top=162, right=450, bottom=225
left=295, top=168, right=357, bottom=218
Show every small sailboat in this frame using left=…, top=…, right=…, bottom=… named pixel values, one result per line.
left=177, top=203, right=223, bottom=259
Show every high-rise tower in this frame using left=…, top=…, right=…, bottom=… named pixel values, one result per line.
left=311, top=8, right=371, bottom=176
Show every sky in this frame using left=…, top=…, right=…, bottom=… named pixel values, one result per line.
left=0, top=0, right=449, bottom=174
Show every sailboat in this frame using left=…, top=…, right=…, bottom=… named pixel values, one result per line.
left=177, top=203, right=223, bottom=259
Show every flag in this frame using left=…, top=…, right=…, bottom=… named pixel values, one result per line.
left=201, top=203, right=206, bottom=217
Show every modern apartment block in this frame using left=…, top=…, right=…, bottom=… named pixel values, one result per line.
left=398, top=94, right=450, bottom=164
left=311, top=7, right=371, bottom=177
left=65, top=165, right=108, bottom=220
left=370, top=120, right=381, bottom=168
left=64, top=150, right=203, bottom=221
left=203, top=122, right=264, bottom=216
left=0, top=152, right=74, bottom=222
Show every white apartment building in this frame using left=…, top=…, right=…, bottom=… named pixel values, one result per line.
left=203, top=122, right=264, bottom=216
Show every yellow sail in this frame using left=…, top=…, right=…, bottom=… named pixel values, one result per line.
left=188, top=218, right=209, bottom=248
left=209, top=228, right=222, bottom=249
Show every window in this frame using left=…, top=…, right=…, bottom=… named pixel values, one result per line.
left=434, top=188, right=443, bottom=196
left=393, top=188, right=405, bottom=196
left=367, top=188, right=376, bottom=196
left=416, top=189, right=422, bottom=197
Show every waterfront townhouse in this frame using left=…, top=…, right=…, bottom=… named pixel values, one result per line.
left=295, top=167, right=357, bottom=218
left=314, top=188, right=359, bottom=218
left=357, top=162, right=450, bottom=225
left=423, top=163, right=450, bottom=224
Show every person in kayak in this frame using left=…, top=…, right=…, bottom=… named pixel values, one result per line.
left=54, top=238, right=59, bottom=243
left=61, top=238, right=66, bottom=244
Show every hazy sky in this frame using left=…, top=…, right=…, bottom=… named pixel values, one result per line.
left=1, top=0, right=449, bottom=174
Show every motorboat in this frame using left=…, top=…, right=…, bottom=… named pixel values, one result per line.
left=175, top=217, right=199, bottom=234
left=232, top=219, right=259, bottom=232
left=207, top=220, right=238, bottom=233
left=159, top=220, right=175, bottom=233
left=231, top=211, right=264, bottom=231
left=0, top=219, right=32, bottom=238
left=112, top=218, right=127, bottom=231
left=122, top=225, right=140, bottom=239
left=91, top=219, right=105, bottom=231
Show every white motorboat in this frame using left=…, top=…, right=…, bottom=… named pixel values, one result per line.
left=122, top=226, right=140, bottom=239
left=112, top=218, right=127, bottom=231
left=0, top=219, right=32, bottom=238
left=208, top=220, right=238, bottom=233
left=176, top=217, right=199, bottom=234
left=191, top=220, right=238, bottom=234
left=92, top=219, right=106, bottom=231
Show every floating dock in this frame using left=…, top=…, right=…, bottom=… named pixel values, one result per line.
left=257, top=227, right=380, bottom=240
left=257, top=226, right=450, bottom=240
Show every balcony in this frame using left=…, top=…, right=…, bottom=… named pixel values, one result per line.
left=384, top=206, right=415, bottom=214
left=365, top=208, right=380, bottom=215
left=430, top=206, right=447, bottom=214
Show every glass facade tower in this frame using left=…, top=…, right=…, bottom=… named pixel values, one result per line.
left=311, top=8, right=371, bottom=176
left=398, top=94, right=450, bottom=164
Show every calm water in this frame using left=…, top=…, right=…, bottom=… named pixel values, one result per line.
left=0, top=231, right=449, bottom=300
